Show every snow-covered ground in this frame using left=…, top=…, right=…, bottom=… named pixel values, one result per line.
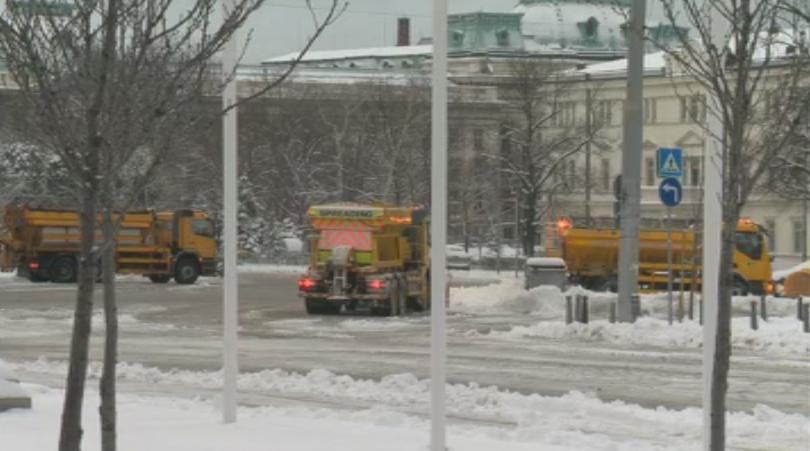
left=3, top=368, right=808, bottom=451
left=2, top=268, right=808, bottom=450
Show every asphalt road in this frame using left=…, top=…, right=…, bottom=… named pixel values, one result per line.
left=1, top=272, right=808, bottom=417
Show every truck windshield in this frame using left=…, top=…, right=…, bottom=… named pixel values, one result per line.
left=193, top=219, right=214, bottom=237
left=735, top=232, right=763, bottom=260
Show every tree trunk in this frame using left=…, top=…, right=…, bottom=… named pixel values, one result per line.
left=710, top=206, right=739, bottom=451
left=523, top=191, right=537, bottom=257
left=100, top=208, right=118, bottom=451
left=59, top=186, right=99, bottom=451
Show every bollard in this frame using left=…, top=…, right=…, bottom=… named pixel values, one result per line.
left=750, top=301, right=758, bottom=330
left=699, top=298, right=704, bottom=326
left=609, top=302, right=617, bottom=323
left=804, top=305, right=810, bottom=334
left=760, top=294, right=768, bottom=322
left=582, top=296, right=589, bottom=324
left=688, top=295, right=694, bottom=321
left=678, top=295, right=684, bottom=323
left=631, top=294, right=641, bottom=321
left=574, top=295, right=581, bottom=323
left=798, top=297, right=804, bottom=321
left=565, top=295, right=573, bottom=325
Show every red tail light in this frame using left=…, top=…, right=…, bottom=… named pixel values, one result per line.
left=367, top=279, right=386, bottom=290
left=28, top=262, right=40, bottom=270
left=298, top=278, right=316, bottom=291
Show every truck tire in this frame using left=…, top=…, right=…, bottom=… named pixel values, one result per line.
left=598, top=277, right=618, bottom=293
left=50, top=256, right=77, bottom=283
left=731, top=277, right=750, bottom=296
left=398, top=275, right=409, bottom=315
left=149, top=274, right=172, bottom=284
left=390, top=277, right=400, bottom=316
left=174, top=257, right=200, bottom=285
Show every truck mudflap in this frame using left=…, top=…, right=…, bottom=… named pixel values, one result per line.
left=299, top=292, right=388, bottom=302
left=200, top=260, right=218, bottom=276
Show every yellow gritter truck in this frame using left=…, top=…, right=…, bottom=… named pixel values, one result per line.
left=548, top=218, right=773, bottom=295
left=298, top=203, right=431, bottom=316
left=0, top=205, right=218, bottom=284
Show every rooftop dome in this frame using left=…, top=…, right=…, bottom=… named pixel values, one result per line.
left=514, top=0, right=629, bottom=50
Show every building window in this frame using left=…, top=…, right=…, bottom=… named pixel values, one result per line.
left=794, top=219, right=805, bottom=254
left=680, top=95, right=706, bottom=123
left=473, top=128, right=484, bottom=152
left=452, top=30, right=465, bottom=47
left=765, top=219, right=776, bottom=252
left=645, top=157, right=656, bottom=186
left=644, top=98, right=657, bottom=123
left=596, top=100, right=613, bottom=126
left=601, top=158, right=611, bottom=191
left=568, top=160, right=577, bottom=189
left=496, top=29, right=510, bottom=47
left=687, top=156, right=701, bottom=186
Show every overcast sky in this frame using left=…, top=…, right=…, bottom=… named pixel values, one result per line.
left=245, top=0, right=518, bottom=63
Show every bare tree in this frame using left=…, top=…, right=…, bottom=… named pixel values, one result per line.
left=498, top=59, right=603, bottom=256
left=767, top=119, right=809, bottom=260
left=0, top=0, right=343, bottom=450
left=654, top=1, right=810, bottom=448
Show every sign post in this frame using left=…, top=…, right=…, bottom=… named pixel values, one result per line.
left=659, top=178, right=683, bottom=324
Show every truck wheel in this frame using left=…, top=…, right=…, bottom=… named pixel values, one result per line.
left=731, top=277, right=749, bottom=296
left=399, top=277, right=409, bottom=315
left=50, top=256, right=77, bottom=283
left=305, top=298, right=323, bottom=314
left=598, top=278, right=618, bottom=293
left=174, top=257, right=200, bottom=285
left=149, top=275, right=172, bottom=284
left=390, top=277, right=400, bottom=316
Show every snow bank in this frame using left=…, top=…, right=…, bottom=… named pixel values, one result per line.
left=476, top=316, right=809, bottom=355
left=449, top=283, right=808, bottom=353
left=773, top=260, right=810, bottom=281
left=4, top=362, right=808, bottom=451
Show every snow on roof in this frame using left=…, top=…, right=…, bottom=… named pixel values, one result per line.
left=264, top=45, right=433, bottom=65
left=236, top=66, right=431, bottom=85
left=580, top=30, right=806, bottom=77
left=578, top=51, right=667, bottom=76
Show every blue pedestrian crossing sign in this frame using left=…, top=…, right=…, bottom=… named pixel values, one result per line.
left=659, top=178, right=683, bottom=207
left=657, top=147, right=683, bottom=178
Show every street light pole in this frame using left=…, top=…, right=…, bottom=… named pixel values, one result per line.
left=221, top=0, right=239, bottom=424
left=617, top=0, right=646, bottom=322
left=430, top=0, right=448, bottom=449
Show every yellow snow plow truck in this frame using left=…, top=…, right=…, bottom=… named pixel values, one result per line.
left=298, top=203, right=431, bottom=316
left=547, top=218, right=773, bottom=295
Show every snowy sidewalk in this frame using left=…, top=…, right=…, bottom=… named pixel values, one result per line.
left=2, top=358, right=809, bottom=451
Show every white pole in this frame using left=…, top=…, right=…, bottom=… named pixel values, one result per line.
left=703, top=3, right=729, bottom=448
left=222, top=0, right=239, bottom=424
left=430, top=0, right=448, bottom=449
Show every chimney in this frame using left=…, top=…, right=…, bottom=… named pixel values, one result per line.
left=397, top=17, right=410, bottom=47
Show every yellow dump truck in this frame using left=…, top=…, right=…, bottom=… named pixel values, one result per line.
left=297, top=203, right=430, bottom=315
left=548, top=218, right=773, bottom=295
left=0, top=205, right=218, bottom=284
